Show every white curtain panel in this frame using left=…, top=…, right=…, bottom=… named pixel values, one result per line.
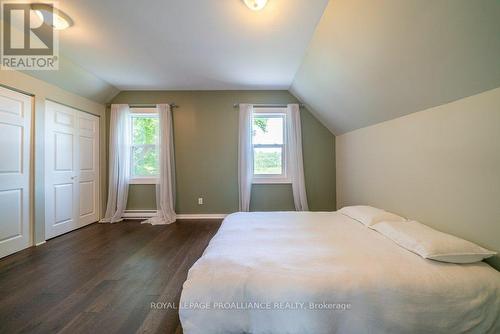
left=143, top=104, right=177, bottom=225
left=287, top=104, right=309, bottom=211
left=238, top=104, right=254, bottom=212
left=101, top=104, right=131, bottom=223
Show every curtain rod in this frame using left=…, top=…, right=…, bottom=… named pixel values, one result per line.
left=106, top=103, right=179, bottom=109
left=232, top=103, right=305, bottom=108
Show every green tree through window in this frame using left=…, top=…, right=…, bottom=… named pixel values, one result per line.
left=131, top=115, right=159, bottom=177
left=252, top=114, right=284, bottom=176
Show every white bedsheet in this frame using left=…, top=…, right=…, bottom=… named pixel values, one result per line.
left=179, top=212, right=500, bottom=334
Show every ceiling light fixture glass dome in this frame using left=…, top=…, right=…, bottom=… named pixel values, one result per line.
left=32, top=4, right=73, bottom=30
left=243, top=0, right=268, bottom=11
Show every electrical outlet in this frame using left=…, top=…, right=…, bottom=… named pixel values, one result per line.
left=198, top=197, right=204, bottom=205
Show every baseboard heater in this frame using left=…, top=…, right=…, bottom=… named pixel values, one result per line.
left=123, top=210, right=227, bottom=220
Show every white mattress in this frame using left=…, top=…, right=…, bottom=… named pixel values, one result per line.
left=180, top=212, right=500, bottom=334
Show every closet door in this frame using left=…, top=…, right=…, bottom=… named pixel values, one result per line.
left=45, top=101, right=79, bottom=239
left=78, top=112, right=99, bottom=226
left=45, top=101, right=99, bottom=239
left=0, top=86, right=32, bottom=258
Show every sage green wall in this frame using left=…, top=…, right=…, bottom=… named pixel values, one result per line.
left=109, top=91, right=336, bottom=213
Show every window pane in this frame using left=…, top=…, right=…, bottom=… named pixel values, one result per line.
left=132, top=145, right=159, bottom=176
left=132, top=116, right=159, bottom=145
left=253, top=115, right=284, bottom=145
left=254, top=147, right=282, bottom=175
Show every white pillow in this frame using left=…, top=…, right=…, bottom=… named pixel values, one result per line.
left=372, top=220, right=496, bottom=263
left=338, top=205, right=406, bottom=226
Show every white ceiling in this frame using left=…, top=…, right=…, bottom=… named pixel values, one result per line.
left=292, top=0, right=500, bottom=134
left=22, top=0, right=500, bottom=134
left=53, top=0, right=329, bottom=90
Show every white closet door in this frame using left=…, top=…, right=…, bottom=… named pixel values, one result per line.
left=45, top=101, right=99, bottom=239
left=45, top=101, right=79, bottom=238
left=0, top=86, right=32, bottom=258
left=78, top=111, right=99, bottom=226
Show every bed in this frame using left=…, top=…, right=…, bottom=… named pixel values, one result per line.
left=179, top=212, right=500, bottom=334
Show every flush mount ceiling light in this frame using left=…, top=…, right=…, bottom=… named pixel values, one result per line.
left=32, top=4, right=73, bottom=30
left=243, top=0, right=268, bottom=11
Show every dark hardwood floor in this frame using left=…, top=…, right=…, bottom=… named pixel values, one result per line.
left=0, top=219, right=222, bottom=334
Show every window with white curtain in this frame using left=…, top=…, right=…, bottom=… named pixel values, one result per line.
left=252, top=107, right=290, bottom=183
left=129, top=108, right=159, bottom=184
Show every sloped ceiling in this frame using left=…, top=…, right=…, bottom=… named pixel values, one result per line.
left=291, top=0, right=500, bottom=134
left=22, top=55, right=120, bottom=103
left=0, top=16, right=119, bottom=104
left=10, top=0, right=500, bottom=125
left=48, top=0, right=329, bottom=91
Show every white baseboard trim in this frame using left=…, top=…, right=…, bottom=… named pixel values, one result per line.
left=123, top=210, right=227, bottom=220
left=176, top=214, right=227, bottom=220
left=35, top=241, right=46, bottom=246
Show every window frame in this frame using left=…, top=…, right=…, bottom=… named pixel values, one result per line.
left=252, top=107, right=291, bottom=184
left=129, top=107, right=160, bottom=185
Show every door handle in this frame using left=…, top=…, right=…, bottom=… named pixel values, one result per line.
left=71, top=176, right=77, bottom=180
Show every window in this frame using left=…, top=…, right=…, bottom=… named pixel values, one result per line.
left=130, top=108, right=159, bottom=184
left=252, top=108, right=290, bottom=183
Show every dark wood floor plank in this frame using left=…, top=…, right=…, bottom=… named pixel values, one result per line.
left=1, top=221, right=160, bottom=331
left=0, top=219, right=221, bottom=334
left=137, top=226, right=219, bottom=334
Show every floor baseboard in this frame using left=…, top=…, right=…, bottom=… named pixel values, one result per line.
left=122, top=210, right=227, bottom=220
left=176, top=214, right=227, bottom=220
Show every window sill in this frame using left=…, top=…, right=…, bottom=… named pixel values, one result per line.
left=252, top=177, right=291, bottom=184
left=129, top=178, right=159, bottom=185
